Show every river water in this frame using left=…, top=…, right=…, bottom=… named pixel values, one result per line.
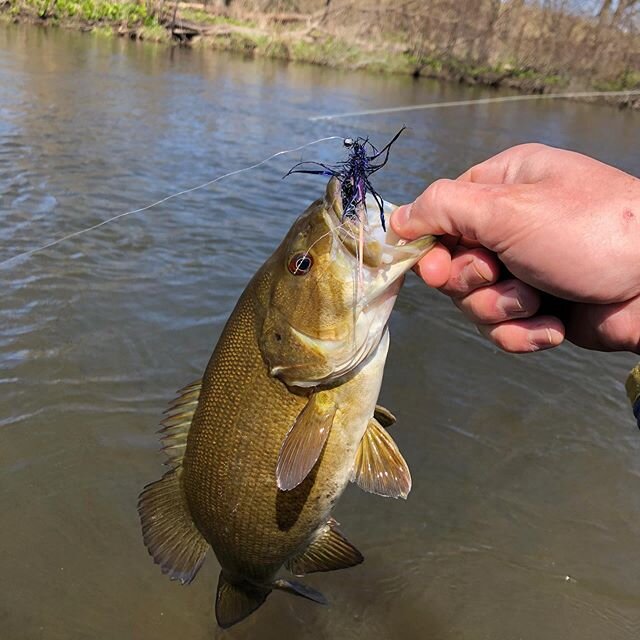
left=1, top=23, right=639, bottom=640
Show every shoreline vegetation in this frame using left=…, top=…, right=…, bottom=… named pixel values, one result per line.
left=2, top=0, right=639, bottom=109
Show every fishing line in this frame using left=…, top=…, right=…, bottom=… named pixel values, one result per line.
left=310, top=90, right=640, bottom=121
left=301, top=218, right=358, bottom=260
left=0, top=135, right=343, bottom=269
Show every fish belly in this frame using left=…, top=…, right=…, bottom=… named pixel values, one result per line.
left=303, top=330, right=390, bottom=517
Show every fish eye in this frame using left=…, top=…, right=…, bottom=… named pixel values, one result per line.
left=287, top=253, right=313, bottom=276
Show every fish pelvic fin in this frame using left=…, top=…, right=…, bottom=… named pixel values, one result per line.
left=272, top=579, right=328, bottom=605
left=351, top=416, right=412, bottom=499
left=158, top=379, right=202, bottom=467
left=214, top=573, right=327, bottom=628
left=374, top=404, right=396, bottom=428
left=276, top=391, right=336, bottom=491
left=138, top=467, right=208, bottom=584
left=215, top=573, right=271, bottom=629
left=286, top=518, right=363, bottom=576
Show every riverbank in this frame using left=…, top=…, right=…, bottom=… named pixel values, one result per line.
left=2, top=0, right=639, bottom=109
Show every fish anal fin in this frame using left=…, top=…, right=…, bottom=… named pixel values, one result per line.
left=286, top=520, right=363, bottom=576
left=158, top=378, right=202, bottom=467
left=374, top=404, right=396, bottom=428
left=351, top=417, right=412, bottom=499
left=138, top=468, right=208, bottom=584
left=276, top=392, right=336, bottom=491
left=215, top=573, right=270, bottom=629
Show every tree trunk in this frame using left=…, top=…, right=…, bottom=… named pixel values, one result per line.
left=598, top=0, right=612, bottom=19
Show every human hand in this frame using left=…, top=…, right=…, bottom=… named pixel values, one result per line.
left=391, top=143, right=640, bottom=354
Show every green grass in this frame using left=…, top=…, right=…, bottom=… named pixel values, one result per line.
left=289, top=36, right=362, bottom=67
left=594, top=70, right=640, bottom=91
left=260, top=37, right=289, bottom=59
left=11, top=0, right=153, bottom=25
left=137, top=19, right=169, bottom=41
left=179, top=8, right=254, bottom=27
left=91, top=23, right=112, bottom=35
left=201, top=29, right=268, bottom=54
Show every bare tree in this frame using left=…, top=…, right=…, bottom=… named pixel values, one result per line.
left=613, top=0, right=639, bottom=23
left=598, top=0, right=613, bottom=19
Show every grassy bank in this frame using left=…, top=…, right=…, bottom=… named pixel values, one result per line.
left=1, top=0, right=639, bottom=108
left=0, top=0, right=171, bottom=41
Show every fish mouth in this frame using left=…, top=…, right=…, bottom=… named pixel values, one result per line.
left=324, top=177, right=436, bottom=305
left=272, top=179, right=436, bottom=390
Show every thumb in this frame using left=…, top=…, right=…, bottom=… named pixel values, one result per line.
left=391, top=179, right=519, bottom=250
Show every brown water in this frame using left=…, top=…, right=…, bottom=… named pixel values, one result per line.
left=1, top=24, right=640, bottom=640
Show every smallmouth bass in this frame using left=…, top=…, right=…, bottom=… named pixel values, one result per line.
left=138, top=178, right=435, bottom=628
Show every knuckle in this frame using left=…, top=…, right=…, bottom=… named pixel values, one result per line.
left=423, top=178, right=452, bottom=208
left=467, top=161, right=486, bottom=182
left=512, top=142, right=549, bottom=155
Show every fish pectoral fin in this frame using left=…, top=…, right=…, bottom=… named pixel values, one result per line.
left=138, top=468, right=208, bottom=584
left=374, top=404, right=396, bottom=428
left=215, top=573, right=270, bottom=629
left=351, top=417, right=412, bottom=499
left=272, top=579, right=327, bottom=605
left=286, top=519, right=364, bottom=576
left=276, top=391, right=336, bottom=491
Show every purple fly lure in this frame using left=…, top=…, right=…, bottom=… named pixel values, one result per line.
left=284, top=127, right=406, bottom=232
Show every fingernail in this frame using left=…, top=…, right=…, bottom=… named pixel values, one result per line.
left=497, top=287, right=525, bottom=316
left=461, top=260, right=492, bottom=287
left=392, top=204, right=410, bottom=229
left=529, top=326, right=564, bottom=351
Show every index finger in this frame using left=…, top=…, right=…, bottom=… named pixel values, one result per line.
left=391, top=178, right=516, bottom=246
left=458, top=143, right=552, bottom=184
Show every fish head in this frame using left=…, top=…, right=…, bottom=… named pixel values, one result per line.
left=260, top=177, right=435, bottom=388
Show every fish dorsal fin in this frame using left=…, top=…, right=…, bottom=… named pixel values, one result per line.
left=374, top=404, right=396, bottom=428
left=276, top=391, right=336, bottom=491
left=137, top=379, right=207, bottom=584
left=138, top=467, right=208, bottom=584
left=158, top=379, right=202, bottom=467
left=286, top=518, right=363, bottom=576
left=351, top=417, right=412, bottom=499
left=215, top=573, right=270, bottom=629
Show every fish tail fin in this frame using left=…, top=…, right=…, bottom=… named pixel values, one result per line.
left=214, top=574, right=326, bottom=628
left=272, top=578, right=328, bottom=605
left=138, top=468, right=208, bottom=584
left=215, top=572, right=270, bottom=629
